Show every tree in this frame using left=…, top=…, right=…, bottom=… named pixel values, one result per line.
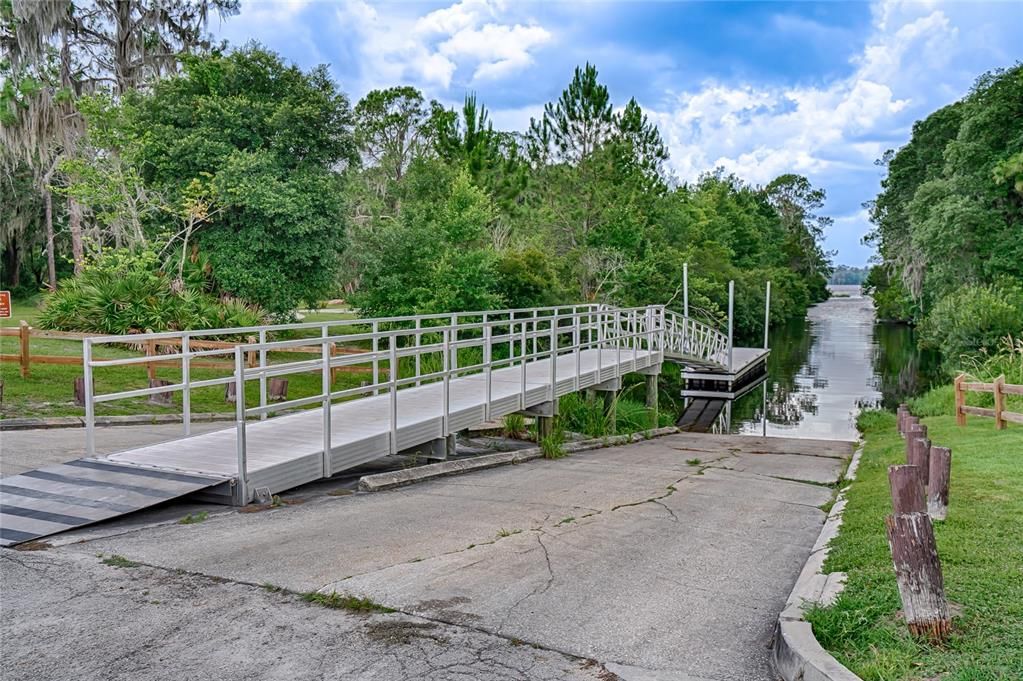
left=764, top=173, right=834, bottom=301
left=79, top=47, right=359, bottom=314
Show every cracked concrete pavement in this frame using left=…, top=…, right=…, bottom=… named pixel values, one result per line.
left=1, top=432, right=853, bottom=681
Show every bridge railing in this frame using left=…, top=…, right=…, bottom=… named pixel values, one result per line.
left=80, top=305, right=669, bottom=482
left=661, top=309, right=730, bottom=368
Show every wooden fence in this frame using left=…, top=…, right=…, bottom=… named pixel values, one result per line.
left=954, top=373, right=1023, bottom=429
left=0, top=320, right=372, bottom=382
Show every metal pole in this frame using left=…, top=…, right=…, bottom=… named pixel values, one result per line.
left=84, top=339, right=95, bottom=457
left=520, top=322, right=527, bottom=409
left=574, top=310, right=581, bottom=391
left=727, top=280, right=735, bottom=371
left=389, top=338, right=398, bottom=454
left=372, top=320, right=380, bottom=395
left=483, top=323, right=492, bottom=422
left=683, top=262, right=689, bottom=318
left=414, top=317, right=421, bottom=387
left=234, top=348, right=248, bottom=505
left=182, top=333, right=191, bottom=436
left=549, top=311, right=557, bottom=402
left=450, top=313, right=458, bottom=377
left=321, top=339, right=332, bottom=478
left=442, top=328, right=450, bottom=435
left=259, top=329, right=267, bottom=420
left=763, top=281, right=772, bottom=350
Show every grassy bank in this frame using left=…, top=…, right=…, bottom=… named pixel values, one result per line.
left=806, top=410, right=1023, bottom=680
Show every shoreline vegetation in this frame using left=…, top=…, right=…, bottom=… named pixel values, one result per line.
left=808, top=409, right=1022, bottom=681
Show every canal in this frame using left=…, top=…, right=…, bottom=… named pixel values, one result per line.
left=721, top=284, right=940, bottom=441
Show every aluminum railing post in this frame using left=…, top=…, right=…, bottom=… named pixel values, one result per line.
left=182, top=333, right=191, bottom=436
left=683, top=262, right=689, bottom=318
left=84, top=339, right=95, bottom=457
left=442, top=328, right=450, bottom=435
left=389, top=338, right=398, bottom=454
left=321, top=339, right=332, bottom=477
left=234, top=348, right=249, bottom=505
left=450, top=314, right=458, bottom=377
left=727, top=280, right=735, bottom=371
left=415, top=317, right=421, bottom=387
left=764, top=281, right=772, bottom=350
left=520, top=322, right=527, bottom=409
left=372, top=320, right=380, bottom=395
left=549, top=311, right=558, bottom=402
left=574, top=309, right=581, bottom=390
left=259, top=329, right=267, bottom=420
left=484, top=323, right=492, bottom=422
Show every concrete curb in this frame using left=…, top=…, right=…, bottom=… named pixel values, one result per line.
left=772, top=444, right=865, bottom=681
left=0, top=413, right=237, bottom=431
left=358, top=427, right=680, bottom=492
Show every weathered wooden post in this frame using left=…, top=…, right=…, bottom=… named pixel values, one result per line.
left=74, top=376, right=88, bottom=407
left=885, top=512, right=951, bottom=642
left=954, top=373, right=966, bottom=426
left=928, top=446, right=952, bottom=521
left=269, top=378, right=289, bottom=402
left=889, top=465, right=925, bottom=513
left=19, top=320, right=30, bottom=378
left=993, top=374, right=1006, bottom=430
left=905, top=423, right=926, bottom=461
left=148, top=379, right=174, bottom=406
left=908, top=437, right=931, bottom=492
left=897, top=404, right=908, bottom=435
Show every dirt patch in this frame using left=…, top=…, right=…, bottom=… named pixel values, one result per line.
left=364, top=620, right=447, bottom=645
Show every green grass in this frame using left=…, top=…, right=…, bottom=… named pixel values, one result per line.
left=301, top=591, right=395, bottom=613
left=100, top=554, right=140, bottom=568
left=805, top=410, right=1023, bottom=680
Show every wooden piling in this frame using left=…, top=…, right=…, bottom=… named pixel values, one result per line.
left=269, top=378, right=289, bottom=402
left=885, top=512, right=951, bottom=642
left=928, top=446, right=952, bottom=521
left=897, top=405, right=907, bottom=435
left=908, top=437, right=931, bottom=492
left=889, top=465, right=926, bottom=514
left=147, top=379, right=174, bottom=406
left=905, top=424, right=926, bottom=461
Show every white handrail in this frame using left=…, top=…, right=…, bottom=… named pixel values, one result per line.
left=82, top=303, right=736, bottom=499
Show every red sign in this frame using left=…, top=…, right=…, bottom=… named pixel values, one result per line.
left=0, top=291, right=10, bottom=318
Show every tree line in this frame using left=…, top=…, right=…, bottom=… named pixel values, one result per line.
left=864, top=64, right=1023, bottom=360
left=2, top=1, right=834, bottom=341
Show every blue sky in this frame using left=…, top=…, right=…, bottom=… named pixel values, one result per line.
left=215, top=0, right=1022, bottom=266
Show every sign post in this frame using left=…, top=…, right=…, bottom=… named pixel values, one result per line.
left=0, top=291, right=11, bottom=319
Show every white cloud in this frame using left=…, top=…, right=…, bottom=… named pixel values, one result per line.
left=334, top=0, right=551, bottom=92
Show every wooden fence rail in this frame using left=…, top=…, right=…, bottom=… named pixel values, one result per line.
left=1, top=321, right=373, bottom=381
left=954, top=373, right=1023, bottom=429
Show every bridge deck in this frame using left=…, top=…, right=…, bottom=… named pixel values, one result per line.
left=102, top=348, right=659, bottom=502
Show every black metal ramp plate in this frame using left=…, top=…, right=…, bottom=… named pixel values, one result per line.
left=0, top=459, right=225, bottom=547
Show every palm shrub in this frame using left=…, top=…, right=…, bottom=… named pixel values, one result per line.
left=40, top=249, right=264, bottom=334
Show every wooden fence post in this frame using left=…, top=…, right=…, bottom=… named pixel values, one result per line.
left=909, top=437, right=931, bottom=492
left=897, top=405, right=908, bottom=435
left=885, top=512, right=951, bottom=643
left=928, top=446, right=952, bottom=521
left=145, top=339, right=157, bottom=382
left=19, top=320, right=30, bottom=378
left=330, top=342, right=338, bottom=384
left=993, top=375, right=1006, bottom=430
left=954, top=373, right=966, bottom=426
left=246, top=336, right=257, bottom=369
left=889, top=465, right=926, bottom=513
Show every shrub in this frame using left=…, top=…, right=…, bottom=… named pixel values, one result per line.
left=917, top=282, right=1023, bottom=361
left=39, top=248, right=265, bottom=334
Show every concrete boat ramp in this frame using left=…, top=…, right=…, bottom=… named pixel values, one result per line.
left=1, top=430, right=853, bottom=681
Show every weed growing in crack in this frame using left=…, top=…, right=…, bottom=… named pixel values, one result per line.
left=496, top=528, right=522, bottom=538
left=101, top=554, right=139, bottom=568
left=540, top=429, right=566, bottom=459
left=557, top=516, right=576, bottom=526
left=262, top=583, right=283, bottom=593
left=302, top=591, right=395, bottom=613
left=179, top=511, right=209, bottom=525
left=686, top=457, right=701, bottom=466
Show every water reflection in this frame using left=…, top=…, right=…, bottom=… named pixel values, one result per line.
left=725, top=285, right=939, bottom=441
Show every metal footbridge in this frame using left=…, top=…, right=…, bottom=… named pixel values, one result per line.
left=1, top=303, right=768, bottom=546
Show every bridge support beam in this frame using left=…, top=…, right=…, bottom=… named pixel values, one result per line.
left=399, top=434, right=456, bottom=462
left=639, top=364, right=662, bottom=428
left=522, top=400, right=559, bottom=440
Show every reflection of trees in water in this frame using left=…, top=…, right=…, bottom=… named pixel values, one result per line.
left=871, top=322, right=941, bottom=408
left=731, top=317, right=818, bottom=428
